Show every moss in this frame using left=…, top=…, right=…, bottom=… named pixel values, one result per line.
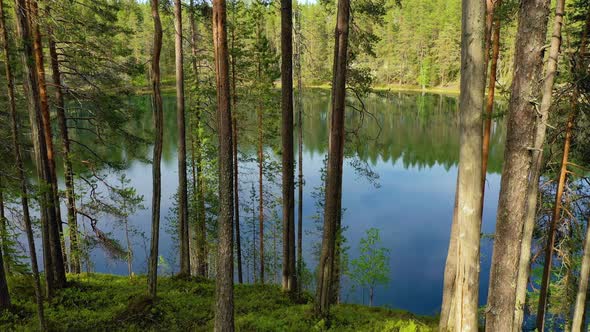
left=3, top=273, right=435, bottom=331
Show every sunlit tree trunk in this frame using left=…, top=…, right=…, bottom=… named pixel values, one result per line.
left=148, top=0, right=164, bottom=298
left=485, top=0, right=551, bottom=330
left=28, top=0, right=67, bottom=288
left=481, top=0, right=501, bottom=211
left=4, top=1, right=45, bottom=326
left=46, top=5, right=81, bottom=275
left=536, top=112, right=574, bottom=331
left=573, top=219, right=590, bottom=331
left=15, top=0, right=56, bottom=296
left=281, top=0, right=296, bottom=293
left=212, top=0, right=235, bottom=328
left=439, top=195, right=459, bottom=331
left=174, top=0, right=190, bottom=277
left=315, top=0, right=350, bottom=318
left=513, top=0, right=566, bottom=329
left=443, top=0, right=486, bottom=330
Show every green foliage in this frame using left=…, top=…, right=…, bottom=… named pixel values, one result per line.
left=348, top=228, right=391, bottom=303
left=1, top=274, right=435, bottom=331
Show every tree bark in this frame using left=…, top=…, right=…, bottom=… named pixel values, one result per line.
left=5, top=1, right=46, bottom=327
left=258, top=107, right=264, bottom=284
left=281, top=0, right=296, bottom=293
left=174, top=0, right=190, bottom=277
left=230, top=42, right=243, bottom=283
left=444, top=0, right=486, bottom=330
left=536, top=112, right=574, bottom=331
left=439, top=194, right=459, bottom=331
left=573, top=220, right=590, bottom=332
left=15, top=0, right=57, bottom=296
left=295, top=3, right=304, bottom=294
left=46, top=5, right=81, bottom=275
left=28, top=0, right=67, bottom=288
left=189, top=0, right=207, bottom=278
left=484, top=0, right=551, bottom=330
left=148, top=0, right=164, bottom=298
left=212, top=0, right=235, bottom=328
left=481, top=0, right=501, bottom=213
left=314, top=0, right=350, bottom=318
left=513, top=0, right=565, bottom=329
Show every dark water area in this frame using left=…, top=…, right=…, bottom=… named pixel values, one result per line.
left=58, top=90, right=506, bottom=316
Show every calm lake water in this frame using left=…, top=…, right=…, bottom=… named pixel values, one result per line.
left=75, top=90, right=506, bottom=316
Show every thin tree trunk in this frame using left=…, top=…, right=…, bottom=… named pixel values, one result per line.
left=174, top=0, right=190, bottom=277
left=15, top=0, right=56, bottom=297
left=314, top=0, right=350, bottom=318
left=480, top=0, right=501, bottom=212
left=258, top=107, right=264, bottom=283
left=0, top=180, right=9, bottom=310
left=281, top=0, right=296, bottom=294
left=573, top=228, right=590, bottom=332
left=212, top=0, right=235, bottom=328
left=148, top=0, right=164, bottom=298
left=485, top=0, right=551, bottom=330
left=0, top=179, right=8, bottom=275
left=295, top=3, right=304, bottom=294
left=231, top=64, right=243, bottom=284
left=189, top=0, right=207, bottom=278
left=513, top=0, right=566, bottom=329
left=28, top=0, right=67, bottom=288
left=445, top=0, right=486, bottom=330
left=3, top=1, right=45, bottom=325
left=536, top=112, right=574, bottom=331
left=47, top=6, right=81, bottom=275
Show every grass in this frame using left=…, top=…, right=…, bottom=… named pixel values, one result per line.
left=2, top=273, right=436, bottom=331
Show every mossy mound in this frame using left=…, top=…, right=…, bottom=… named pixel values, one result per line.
left=1, top=273, right=435, bottom=331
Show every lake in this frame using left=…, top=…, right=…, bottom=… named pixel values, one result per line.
left=73, top=89, right=506, bottom=316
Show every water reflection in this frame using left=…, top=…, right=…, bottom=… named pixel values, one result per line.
left=70, top=90, right=505, bottom=315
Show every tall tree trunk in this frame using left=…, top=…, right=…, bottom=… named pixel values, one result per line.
left=573, top=219, right=590, bottom=332
left=174, top=0, right=190, bottom=277
left=444, top=0, right=486, bottom=330
left=295, top=3, right=304, bottom=293
left=212, top=0, right=235, bottom=328
left=513, top=0, right=566, bottom=329
left=536, top=112, right=574, bottom=331
left=258, top=107, right=264, bottom=284
left=230, top=41, right=243, bottom=283
left=15, top=0, right=56, bottom=296
left=485, top=0, right=551, bottom=330
left=148, top=0, right=164, bottom=298
left=28, top=0, right=67, bottom=288
left=189, top=0, right=207, bottom=278
left=0, top=180, right=9, bottom=310
left=3, top=1, right=45, bottom=326
left=47, top=6, right=81, bottom=275
left=481, top=0, right=501, bottom=212
left=314, top=0, right=350, bottom=318
left=281, top=0, right=296, bottom=293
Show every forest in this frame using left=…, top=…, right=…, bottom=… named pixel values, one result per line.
left=0, top=0, right=589, bottom=331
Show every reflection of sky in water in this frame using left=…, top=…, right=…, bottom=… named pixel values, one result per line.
left=77, top=92, right=502, bottom=316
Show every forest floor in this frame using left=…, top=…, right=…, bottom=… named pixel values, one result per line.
left=2, top=273, right=436, bottom=331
